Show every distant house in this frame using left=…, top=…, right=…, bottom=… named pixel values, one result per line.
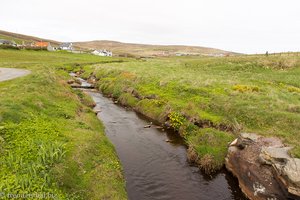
left=91, top=49, right=112, bottom=57
left=34, top=41, right=48, bottom=48
left=175, top=52, right=188, bottom=56
left=59, top=43, right=73, bottom=51
left=32, top=41, right=55, bottom=51
left=207, top=53, right=225, bottom=57
left=214, top=53, right=225, bottom=57
left=0, top=39, right=17, bottom=46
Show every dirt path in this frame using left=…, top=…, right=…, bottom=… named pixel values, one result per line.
left=0, top=68, right=31, bottom=82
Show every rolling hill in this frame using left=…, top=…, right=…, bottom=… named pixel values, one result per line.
left=0, top=30, right=60, bottom=46
left=0, top=29, right=235, bottom=57
left=74, top=40, right=234, bottom=57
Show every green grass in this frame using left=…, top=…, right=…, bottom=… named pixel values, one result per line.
left=187, top=128, right=234, bottom=173
left=0, top=34, right=24, bottom=44
left=0, top=49, right=128, bottom=199
left=79, top=55, right=300, bottom=171
left=1, top=48, right=299, bottom=181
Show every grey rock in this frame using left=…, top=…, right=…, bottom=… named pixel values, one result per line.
left=282, top=158, right=300, bottom=197
left=241, top=133, right=260, bottom=142
left=260, top=147, right=291, bottom=163
left=283, top=158, right=300, bottom=186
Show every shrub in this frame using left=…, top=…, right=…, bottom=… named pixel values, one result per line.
left=259, top=58, right=298, bottom=70
left=73, top=89, right=96, bottom=108
left=187, top=128, right=234, bottom=173
left=0, top=45, right=20, bottom=50
left=118, top=93, right=138, bottom=107
left=168, top=112, right=185, bottom=130
left=287, top=86, right=300, bottom=93
left=233, top=84, right=259, bottom=93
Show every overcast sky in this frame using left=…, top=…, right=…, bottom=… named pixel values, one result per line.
left=1, top=0, right=299, bottom=54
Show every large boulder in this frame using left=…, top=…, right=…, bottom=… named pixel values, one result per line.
left=226, top=133, right=300, bottom=199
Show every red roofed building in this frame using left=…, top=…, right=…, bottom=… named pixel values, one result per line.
left=32, top=41, right=55, bottom=51
left=34, top=42, right=49, bottom=47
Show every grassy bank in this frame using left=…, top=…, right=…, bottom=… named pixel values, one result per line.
left=78, top=55, right=300, bottom=172
left=0, top=49, right=127, bottom=199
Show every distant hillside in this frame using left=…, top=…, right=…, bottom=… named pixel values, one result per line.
left=0, top=30, right=235, bottom=57
left=74, top=40, right=234, bottom=57
left=0, top=30, right=60, bottom=46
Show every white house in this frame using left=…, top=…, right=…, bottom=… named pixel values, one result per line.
left=91, top=49, right=112, bottom=57
left=59, top=42, right=73, bottom=51
left=47, top=43, right=56, bottom=51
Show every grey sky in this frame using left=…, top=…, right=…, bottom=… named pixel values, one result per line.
left=1, top=0, right=299, bottom=53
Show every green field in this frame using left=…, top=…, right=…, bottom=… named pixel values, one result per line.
left=0, top=49, right=299, bottom=197
left=0, top=49, right=127, bottom=199
left=79, top=55, right=300, bottom=172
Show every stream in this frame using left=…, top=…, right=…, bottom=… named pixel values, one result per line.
left=72, top=74, right=247, bottom=200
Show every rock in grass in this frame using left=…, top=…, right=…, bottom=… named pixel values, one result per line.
left=226, top=133, right=300, bottom=199
left=283, top=159, right=300, bottom=196
left=145, top=94, right=157, bottom=99
left=67, top=79, right=75, bottom=84
left=260, top=146, right=300, bottom=197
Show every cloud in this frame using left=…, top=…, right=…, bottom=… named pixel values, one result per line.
left=0, top=0, right=299, bottom=53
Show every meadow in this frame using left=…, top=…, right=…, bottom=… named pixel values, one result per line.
left=0, top=49, right=127, bottom=199
left=80, top=54, right=300, bottom=172
left=0, top=48, right=299, bottom=197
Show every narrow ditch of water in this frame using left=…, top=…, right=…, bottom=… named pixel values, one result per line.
left=88, top=91, right=246, bottom=200
left=72, top=74, right=247, bottom=200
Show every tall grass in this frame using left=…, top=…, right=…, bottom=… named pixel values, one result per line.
left=79, top=55, right=300, bottom=171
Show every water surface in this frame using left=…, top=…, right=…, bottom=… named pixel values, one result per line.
left=87, top=91, right=247, bottom=200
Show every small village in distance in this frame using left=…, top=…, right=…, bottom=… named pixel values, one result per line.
left=0, top=39, right=113, bottom=57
